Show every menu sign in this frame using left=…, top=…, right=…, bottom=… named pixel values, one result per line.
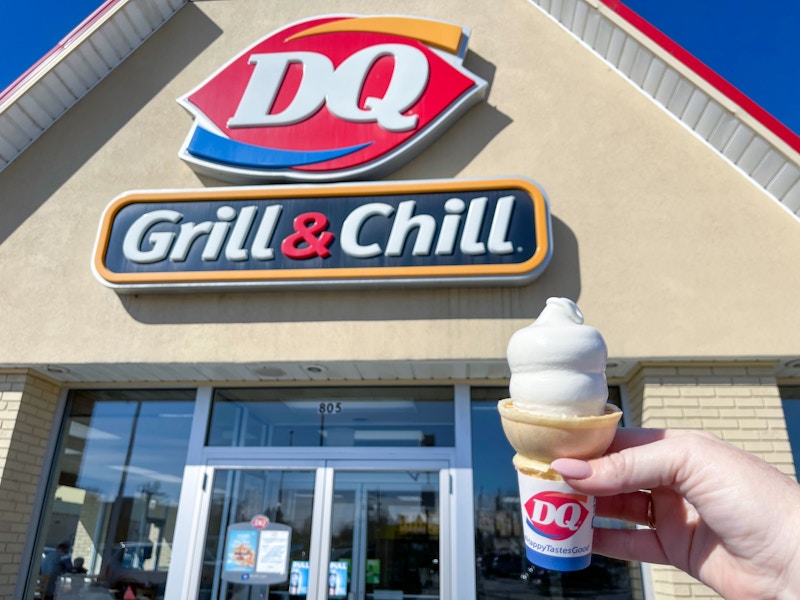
left=221, top=516, right=292, bottom=585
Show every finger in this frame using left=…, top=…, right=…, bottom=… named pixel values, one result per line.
left=592, top=527, right=668, bottom=565
left=604, top=427, right=699, bottom=454
left=553, top=432, right=714, bottom=497
left=595, top=491, right=652, bottom=526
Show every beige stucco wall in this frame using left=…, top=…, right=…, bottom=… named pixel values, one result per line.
left=1, top=0, right=800, bottom=369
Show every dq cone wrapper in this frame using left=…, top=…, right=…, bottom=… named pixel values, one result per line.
left=498, top=399, right=622, bottom=571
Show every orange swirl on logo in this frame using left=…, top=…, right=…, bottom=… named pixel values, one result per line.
left=285, top=16, right=465, bottom=54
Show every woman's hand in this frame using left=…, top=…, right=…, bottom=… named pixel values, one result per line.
left=551, top=428, right=800, bottom=600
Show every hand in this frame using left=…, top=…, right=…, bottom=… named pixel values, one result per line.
left=551, top=428, right=800, bottom=600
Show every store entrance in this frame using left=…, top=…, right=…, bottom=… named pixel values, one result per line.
left=192, top=463, right=446, bottom=600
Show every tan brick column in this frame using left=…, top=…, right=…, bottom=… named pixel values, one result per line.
left=625, top=363, right=793, bottom=599
left=0, top=370, right=61, bottom=598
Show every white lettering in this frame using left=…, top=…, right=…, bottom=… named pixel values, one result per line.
left=386, top=201, right=437, bottom=257
left=531, top=500, right=583, bottom=531
left=228, top=45, right=428, bottom=131
left=461, top=197, right=488, bottom=255
left=228, top=53, right=332, bottom=128
left=341, top=203, right=394, bottom=258
left=435, top=198, right=465, bottom=255
left=118, top=195, right=518, bottom=266
left=326, top=44, right=428, bottom=132
left=171, top=221, right=213, bottom=262
left=123, top=210, right=182, bottom=263
left=488, top=195, right=515, bottom=254
left=252, top=205, right=282, bottom=260
left=225, top=205, right=257, bottom=261
left=202, top=206, right=236, bottom=261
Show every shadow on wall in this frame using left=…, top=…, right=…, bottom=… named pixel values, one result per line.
left=389, top=49, right=511, bottom=181
left=0, top=4, right=222, bottom=245
left=116, top=216, right=581, bottom=324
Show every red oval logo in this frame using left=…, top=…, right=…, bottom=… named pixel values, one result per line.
left=250, top=515, right=270, bottom=530
left=178, top=15, right=487, bottom=183
left=524, top=491, right=589, bottom=541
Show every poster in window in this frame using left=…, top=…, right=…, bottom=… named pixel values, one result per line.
left=221, top=519, right=292, bottom=584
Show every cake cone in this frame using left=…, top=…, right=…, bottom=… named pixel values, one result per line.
left=498, top=398, right=622, bottom=571
left=498, top=399, right=622, bottom=467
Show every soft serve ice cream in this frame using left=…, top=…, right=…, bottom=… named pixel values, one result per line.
left=498, top=297, right=621, bottom=572
left=507, top=297, right=608, bottom=417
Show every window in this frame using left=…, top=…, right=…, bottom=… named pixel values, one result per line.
left=780, top=386, right=800, bottom=478
left=207, top=387, right=455, bottom=447
left=470, top=387, right=638, bottom=599
left=28, top=389, right=195, bottom=600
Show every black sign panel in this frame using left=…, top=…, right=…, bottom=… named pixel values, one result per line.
left=93, top=178, right=552, bottom=291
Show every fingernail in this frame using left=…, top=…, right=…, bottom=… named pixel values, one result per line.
left=550, top=458, right=593, bottom=480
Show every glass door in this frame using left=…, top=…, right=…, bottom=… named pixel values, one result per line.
left=198, top=468, right=317, bottom=600
left=192, top=465, right=445, bottom=600
left=328, top=471, right=440, bottom=600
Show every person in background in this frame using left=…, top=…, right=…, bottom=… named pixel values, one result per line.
left=41, top=542, right=73, bottom=600
left=70, top=557, right=87, bottom=595
left=551, top=428, right=800, bottom=600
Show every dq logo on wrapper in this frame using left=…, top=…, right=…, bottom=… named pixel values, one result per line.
left=177, top=15, right=487, bottom=183
left=524, top=491, right=590, bottom=541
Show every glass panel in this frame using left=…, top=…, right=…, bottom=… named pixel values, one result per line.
left=199, top=469, right=316, bottom=600
left=779, top=386, right=800, bottom=478
left=470, top=387, right=638, bottom=600
left=207, top=387, right=454, bottom=448
left=28, top=389, right=195, bottom=600
left=328, top=471, right=439, bottom=600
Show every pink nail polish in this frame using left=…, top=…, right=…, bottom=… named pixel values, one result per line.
left=550, top=458, right=593, bottom=479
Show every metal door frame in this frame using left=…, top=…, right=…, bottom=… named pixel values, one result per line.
left=165, top=384, right=475, bottom=600
left=175, top=457, right=451, bottom=600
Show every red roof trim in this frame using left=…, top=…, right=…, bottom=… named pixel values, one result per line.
left=0, top=0, right=122, bottom=104
left=599, top=0, right=800, bottom=155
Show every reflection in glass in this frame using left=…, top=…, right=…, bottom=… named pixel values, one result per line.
left=207, top=387, right=454, bottom=448
left=199, top=469, right=315, bottom=600
left=28, top=389, right=195, bottom=600
left=329, top=471, right=439, bottom=600
left=471, top=387, right=639, bottom=599
left=779, top=387, right=800, bottom=478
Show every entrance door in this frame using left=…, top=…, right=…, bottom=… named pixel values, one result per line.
left=191, top=463, right=446, bottom=600
left=328, top=471, right=440, bottom=600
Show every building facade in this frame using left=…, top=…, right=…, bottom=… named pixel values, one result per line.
left=2, top=1, right=800, bottom=599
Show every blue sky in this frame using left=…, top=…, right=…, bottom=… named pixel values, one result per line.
left=622, top=0, right=800, bottom=140
left=1, top=0, right=103, bottom=91
left=2, top=1, right=798, bottom=142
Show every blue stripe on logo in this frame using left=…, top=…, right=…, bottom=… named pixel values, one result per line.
left=187, top=126, right=372, bottom=169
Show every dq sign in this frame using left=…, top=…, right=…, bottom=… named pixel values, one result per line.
left=177, top=15, right=487, bottom=183
left=92, top=178, right=552, bottom=292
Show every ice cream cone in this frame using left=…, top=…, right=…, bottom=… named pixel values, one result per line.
left=498, top=399, right=622, bottom=467
left=499, top=399, right=621, bottom=572
left=499, top=297, right=622, bottom=571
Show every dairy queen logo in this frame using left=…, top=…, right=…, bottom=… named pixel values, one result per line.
left=524, top=491, right=590, bottom=541
left=177, top=15, right=488, bottom=183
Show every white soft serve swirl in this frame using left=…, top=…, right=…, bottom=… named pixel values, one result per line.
left=507, top=297, right=608, bottom=417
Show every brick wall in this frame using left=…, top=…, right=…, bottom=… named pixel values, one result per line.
left=0, top=370, right=61, bottom=598
left=625, top=363, right=793, bottom=599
